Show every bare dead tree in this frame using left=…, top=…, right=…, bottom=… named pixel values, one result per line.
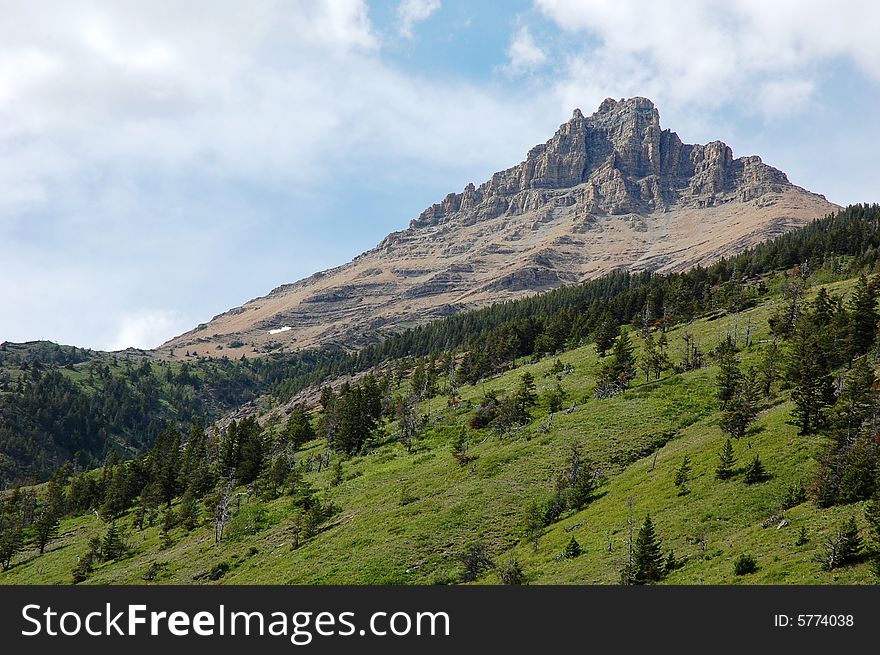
left=213, top=478, right=234, bottom=544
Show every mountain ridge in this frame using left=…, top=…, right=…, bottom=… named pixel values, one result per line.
left=162, top=97, right=837, bottom=358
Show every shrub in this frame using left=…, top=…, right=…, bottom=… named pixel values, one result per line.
left=734, top=553, right=757, bottom=575
left=497, top=558, right=527, bottom=585
left=208, top=562, right=230, bottom=580
left=563, top=537, right=582, bottom=559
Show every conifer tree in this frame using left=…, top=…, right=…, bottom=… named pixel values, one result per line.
left=597, top=330, right=636, bottom=393
left=548, top=383, right=566, bottom=413
left=715, top=337, right=742, bottom=410
left=563, top=536, right=582, bottom=559
left=34, top=473, right=65, bottom=554
left=0, top=496, right=23, bottom=571
left=516, top=372, right=537, bottom=413
left=829, top=356, right=877, bottom=444
left=101, top=522, right=128, bottom=561
left=787, top=317, right=834, bottom=434
left=715, top=438, right=735, bottom=480
left=595, top=312, right=619, bottom=357
left=848, top=274, right=878, bottom=359
left=744, top=455, right=767, bottom=484
left=632, top=514, right=664, bottom=584
left=284, top=404, right=316, bottom=449
left=674, top=456, right=692, bottom=495
left=721, top=370, right=759, bottom=439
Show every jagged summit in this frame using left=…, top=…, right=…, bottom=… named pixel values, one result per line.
left=410, top=96, right=794, bottom=231
left=162, top=97, right=837, bottom=358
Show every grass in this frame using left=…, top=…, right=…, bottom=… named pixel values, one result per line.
left=1, top=273, right=876, bottom=585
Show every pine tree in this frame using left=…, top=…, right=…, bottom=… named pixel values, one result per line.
left=632, top=514, right=664, bottom=584
left=284, top=404, right=316, bottom=449
left=548, top=383, right=566, bottom=413
left=744, top=455, right=767, bottom=484
left=597, top=330, right=636, bottom=392
left=34, top=473, right=65, bottom=554
left=235, top=417, right=266, bottom=484
left=516, top=372, right=537, bottom=413
left=653, top=333, right=672, bottom=380
left=721, top=370, right=759, bottom=439
left=787, top=317, right=834, bottom=434
left=715, top=438, right=735, bottom=480
left=101, top=522, right=128, bottom=561
left=848, top=274, right=878, bottom=359
left=829, top=356, right=877, bottom=445
left=563, top=536, right=582, bottom=559
left=595, top=312, right=619, bottom=357
left=715, top=337, right=742, bottom=410
left=674, top=456, right=692, bottom=495
left=758, top=339, right=781, bottom=397
left=821, top=516, right=862, bottom=570
left=0, top=497, right=23, bottom=571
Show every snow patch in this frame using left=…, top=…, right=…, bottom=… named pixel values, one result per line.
left=268, top=326, right=292, bottom=335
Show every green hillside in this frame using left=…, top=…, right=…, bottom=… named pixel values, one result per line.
left=1, top=272, right=878, bottom=585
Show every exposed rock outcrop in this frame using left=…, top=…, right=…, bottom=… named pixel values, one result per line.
left=162, top=97, right=838, bottom=358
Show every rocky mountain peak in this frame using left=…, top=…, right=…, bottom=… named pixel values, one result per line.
left=162, top=97, right=837, bottom=358
left=407, top=97, right=802, bottom=229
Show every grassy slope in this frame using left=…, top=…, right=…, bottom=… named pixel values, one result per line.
left=1, top=276, right=875, bottom=585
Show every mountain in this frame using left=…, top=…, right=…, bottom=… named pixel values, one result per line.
left=161, top=97, right=837, bottom=358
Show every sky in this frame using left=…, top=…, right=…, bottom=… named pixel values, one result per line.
left=2, top=0, right=879, bottom=351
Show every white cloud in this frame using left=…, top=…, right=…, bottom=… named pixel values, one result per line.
left=397, top=0, right=441, bottom=39
left=505, top=26, right=547, bottom=75
left=108, top=310, right=188, bottom=351
left=755, top=79, right=816, bottom=120
left=536, top=0, right=880, bottom=118
left=0, top=0, right=562, bottom=350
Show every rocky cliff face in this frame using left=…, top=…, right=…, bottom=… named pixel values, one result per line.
left=161, top=97, right=838, bottom=358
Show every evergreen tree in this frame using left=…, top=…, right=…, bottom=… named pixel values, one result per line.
left=632, top=514, right=664, bottom=584
left=266, top=455, right=294, bottom=498
left=284, top=404, right=316, bottom=449
left=674, top=456, right=692, bottom=495
left=547, top=383, right=566, bottom=413
left=758, top=339, right=781, bottom=397
left=395, top=395, right=422, bottom=453
left=744, top=455, right=767, bottom=484
left=787, top=317, right=834, bottom=434
left=235, top=417, right=266, bottom=485
left=848, top=274, right=878, bottom=359
left=101, top=522, right=128, bottom=561
left=176, top=486, right=199, bottom=531
left=597, top=330, right=636, bottom=393
left=151, top=427, right=182, bottom=506
left=563, top=536, right=582, bottom=559
left=720, top=370, right=759, bottom=439
left=715, top=337, right=742, bottom=410
left=594, top=312, right=619, bottom=357
left=715, top=438, right=735, bottom=480
left=821, top=516, right=862, bottom=571
left=34, top=472, right=65, bottom=554
left=829, top=356, right=877, bottom=444
left=516, top=372, right=537, bottom=414
left=0, top=496, right=23, bottom=571
left=220, top=420, right=240, bottom=476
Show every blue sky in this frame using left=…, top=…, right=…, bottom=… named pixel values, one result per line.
left=2, top=0, right=878, bottom=350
